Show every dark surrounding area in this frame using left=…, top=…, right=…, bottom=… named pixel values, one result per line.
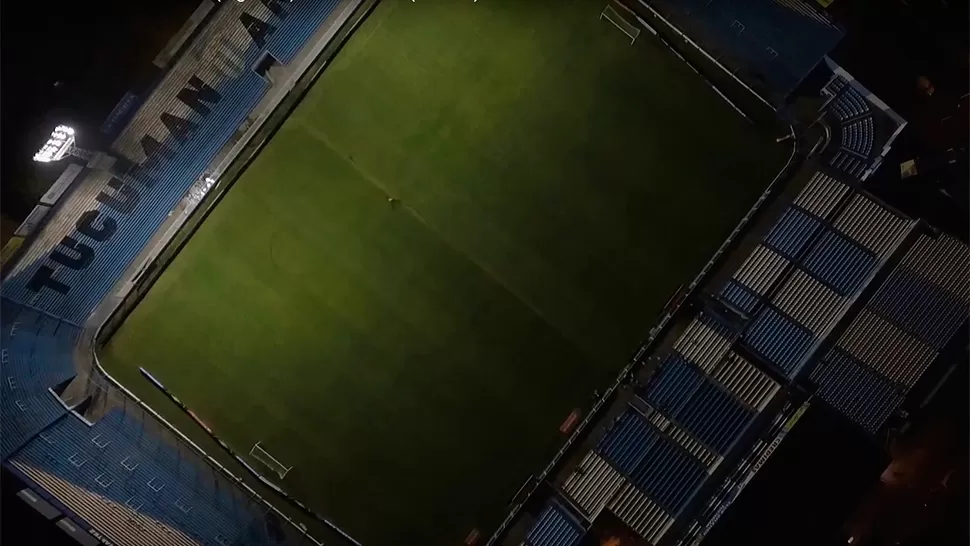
left=702, top=353, right=969, bottom=546
left=0, top=0, right=199, bottom=222
left=701, top=2, right=970, bottom=543
left=1, top=467, right=75, bottom=546
left=702, top=402, right=890, bottom=546
left=827, top=0, right=969, bottom=240
left=842, top=343, right=969, bottom=546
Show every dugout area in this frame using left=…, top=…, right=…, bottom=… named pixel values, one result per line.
left=100, top=1, right=786, bottom=544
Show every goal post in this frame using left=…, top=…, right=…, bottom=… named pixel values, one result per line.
left=249, top=442, right=293, bottom=479
left=600, top=4, right=641, bottom=45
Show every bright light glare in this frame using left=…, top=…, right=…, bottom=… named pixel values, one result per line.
left=33, top=125, right=76, bottom=163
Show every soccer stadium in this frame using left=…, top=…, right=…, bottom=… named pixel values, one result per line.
left=1, top=1, right=967, bottom=546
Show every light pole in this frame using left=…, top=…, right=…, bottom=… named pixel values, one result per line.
left=32, top=125, right=93, bottom=163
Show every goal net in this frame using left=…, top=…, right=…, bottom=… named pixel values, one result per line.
left=250, top=442, right=293, bottom=479
left=601, top=4, right=642, bottom=44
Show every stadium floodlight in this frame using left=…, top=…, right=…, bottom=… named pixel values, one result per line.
left=33, top=125, right=92, bottom=163
left=33, top=125, right=76, bottom=162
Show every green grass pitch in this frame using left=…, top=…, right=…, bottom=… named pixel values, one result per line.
left=102, top=1, right=785, bottom=544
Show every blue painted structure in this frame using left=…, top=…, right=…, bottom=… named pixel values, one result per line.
left=0, top=300, right=79, bottom=459
left=730, top=196, right=881, bottom=377
left=763, top=206, right=823, bottom=259
left=644, top=0, right=842, bottom=96
left=626, top=422, right=707, bottom=514
left=743, top=306, right=814, bottom=375
left=641, top=355, right=754, bottom=454
left=101, top=92, right=144, bottom=138
left=809, top=348, right=903, bottom=434
left=641, top=355, right=703, bottom=417
left=674, top=378, right=753, bottom=454
left=868, top=265, right=967, bottom=350
left=1, top=1, right=349, bottom=544
left=12, top=410, right=284, bottom=546
left=597, top=408, right=708, bottom=515
left=802, top=229, right=876, bottom=296
left=597, top=408, right=659, bottom=475
left=719, top=280, right=760, bottom=314
left=1, top=0, right=347, bottom=326
left=525, top=501, right=584, bottom=546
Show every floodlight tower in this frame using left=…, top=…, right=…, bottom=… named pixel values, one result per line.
left=32, top=125, right=93, bottom=163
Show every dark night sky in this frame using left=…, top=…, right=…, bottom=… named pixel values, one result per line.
left=1, top=0, right=200, bottom=220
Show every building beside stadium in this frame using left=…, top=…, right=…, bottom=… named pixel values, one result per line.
left=0, top=1, right=966, bottom=546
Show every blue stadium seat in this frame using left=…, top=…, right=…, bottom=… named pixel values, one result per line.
left=674, top=379, right=753, bottom=454
left=640, top=354, right=703, bottom=415
left=0, top=3, right=368, bottom=545
left=862, top=117, right=874, bottom=155
left=832, top=96, right=852, bottom=121
left=831, top=87, right=871, bottom=123
left=525, top=501, right=584, bottom=546
left=763, top=206, right=823, bottom=259
left=0, top=393, right=69, bottom=460
left=596, top=407, right=659, bottom=475
left=638, top=352, right=755, bottom=454
left=802, top=228, right=877, bottom=296
left=742, top=305, right=815, bottom=376
left=810, top=348, right=903, bottom=433
left=829, top=150, right=867, bottom=179
left=11, top=411, right=275, bottom=546
left=853, top=89, right=870, bottom=116
left=594, top=408, right=708, bottom=515
left=1, top=298, right=80, bottom=458
left=1, top=0, right=350, bottom=325
left=265, top=0, right=345, bottom=64
left=626, top=427, right=707, bottom=514
left=824, top=75, right=848, bottom=96
left=838, top=119, right=873, bottom=157
left=868, top=265, right=968, bottom=350
left=719, top=280, right=760, bottom=314
left=646, top=0, right=842, bottom=95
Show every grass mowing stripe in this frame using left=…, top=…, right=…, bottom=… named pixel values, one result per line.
left=103, top=1, right=786, bottom=544
left=298, top=120, right=587, bottom=355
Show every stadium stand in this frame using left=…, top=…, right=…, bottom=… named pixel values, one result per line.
left=638, top=0, right=843, bottom=97
left=487, top=61, right=968, bottom=546
left=808, top=348, right=904, bottom=434
left=821, top=57, right=906, bottom=181
left=1, top=0, right=362, bottom=544
left=1, top=3, right=965, bottom=546
left=641, top=357, right=755, bottom=455
left=522, top=501, right=585, bottom=546
left=1, top=300, right=79, bottom=460
left=8, top=410, right=284, bottom=546
left=2, top=0, right=350, bottom=325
